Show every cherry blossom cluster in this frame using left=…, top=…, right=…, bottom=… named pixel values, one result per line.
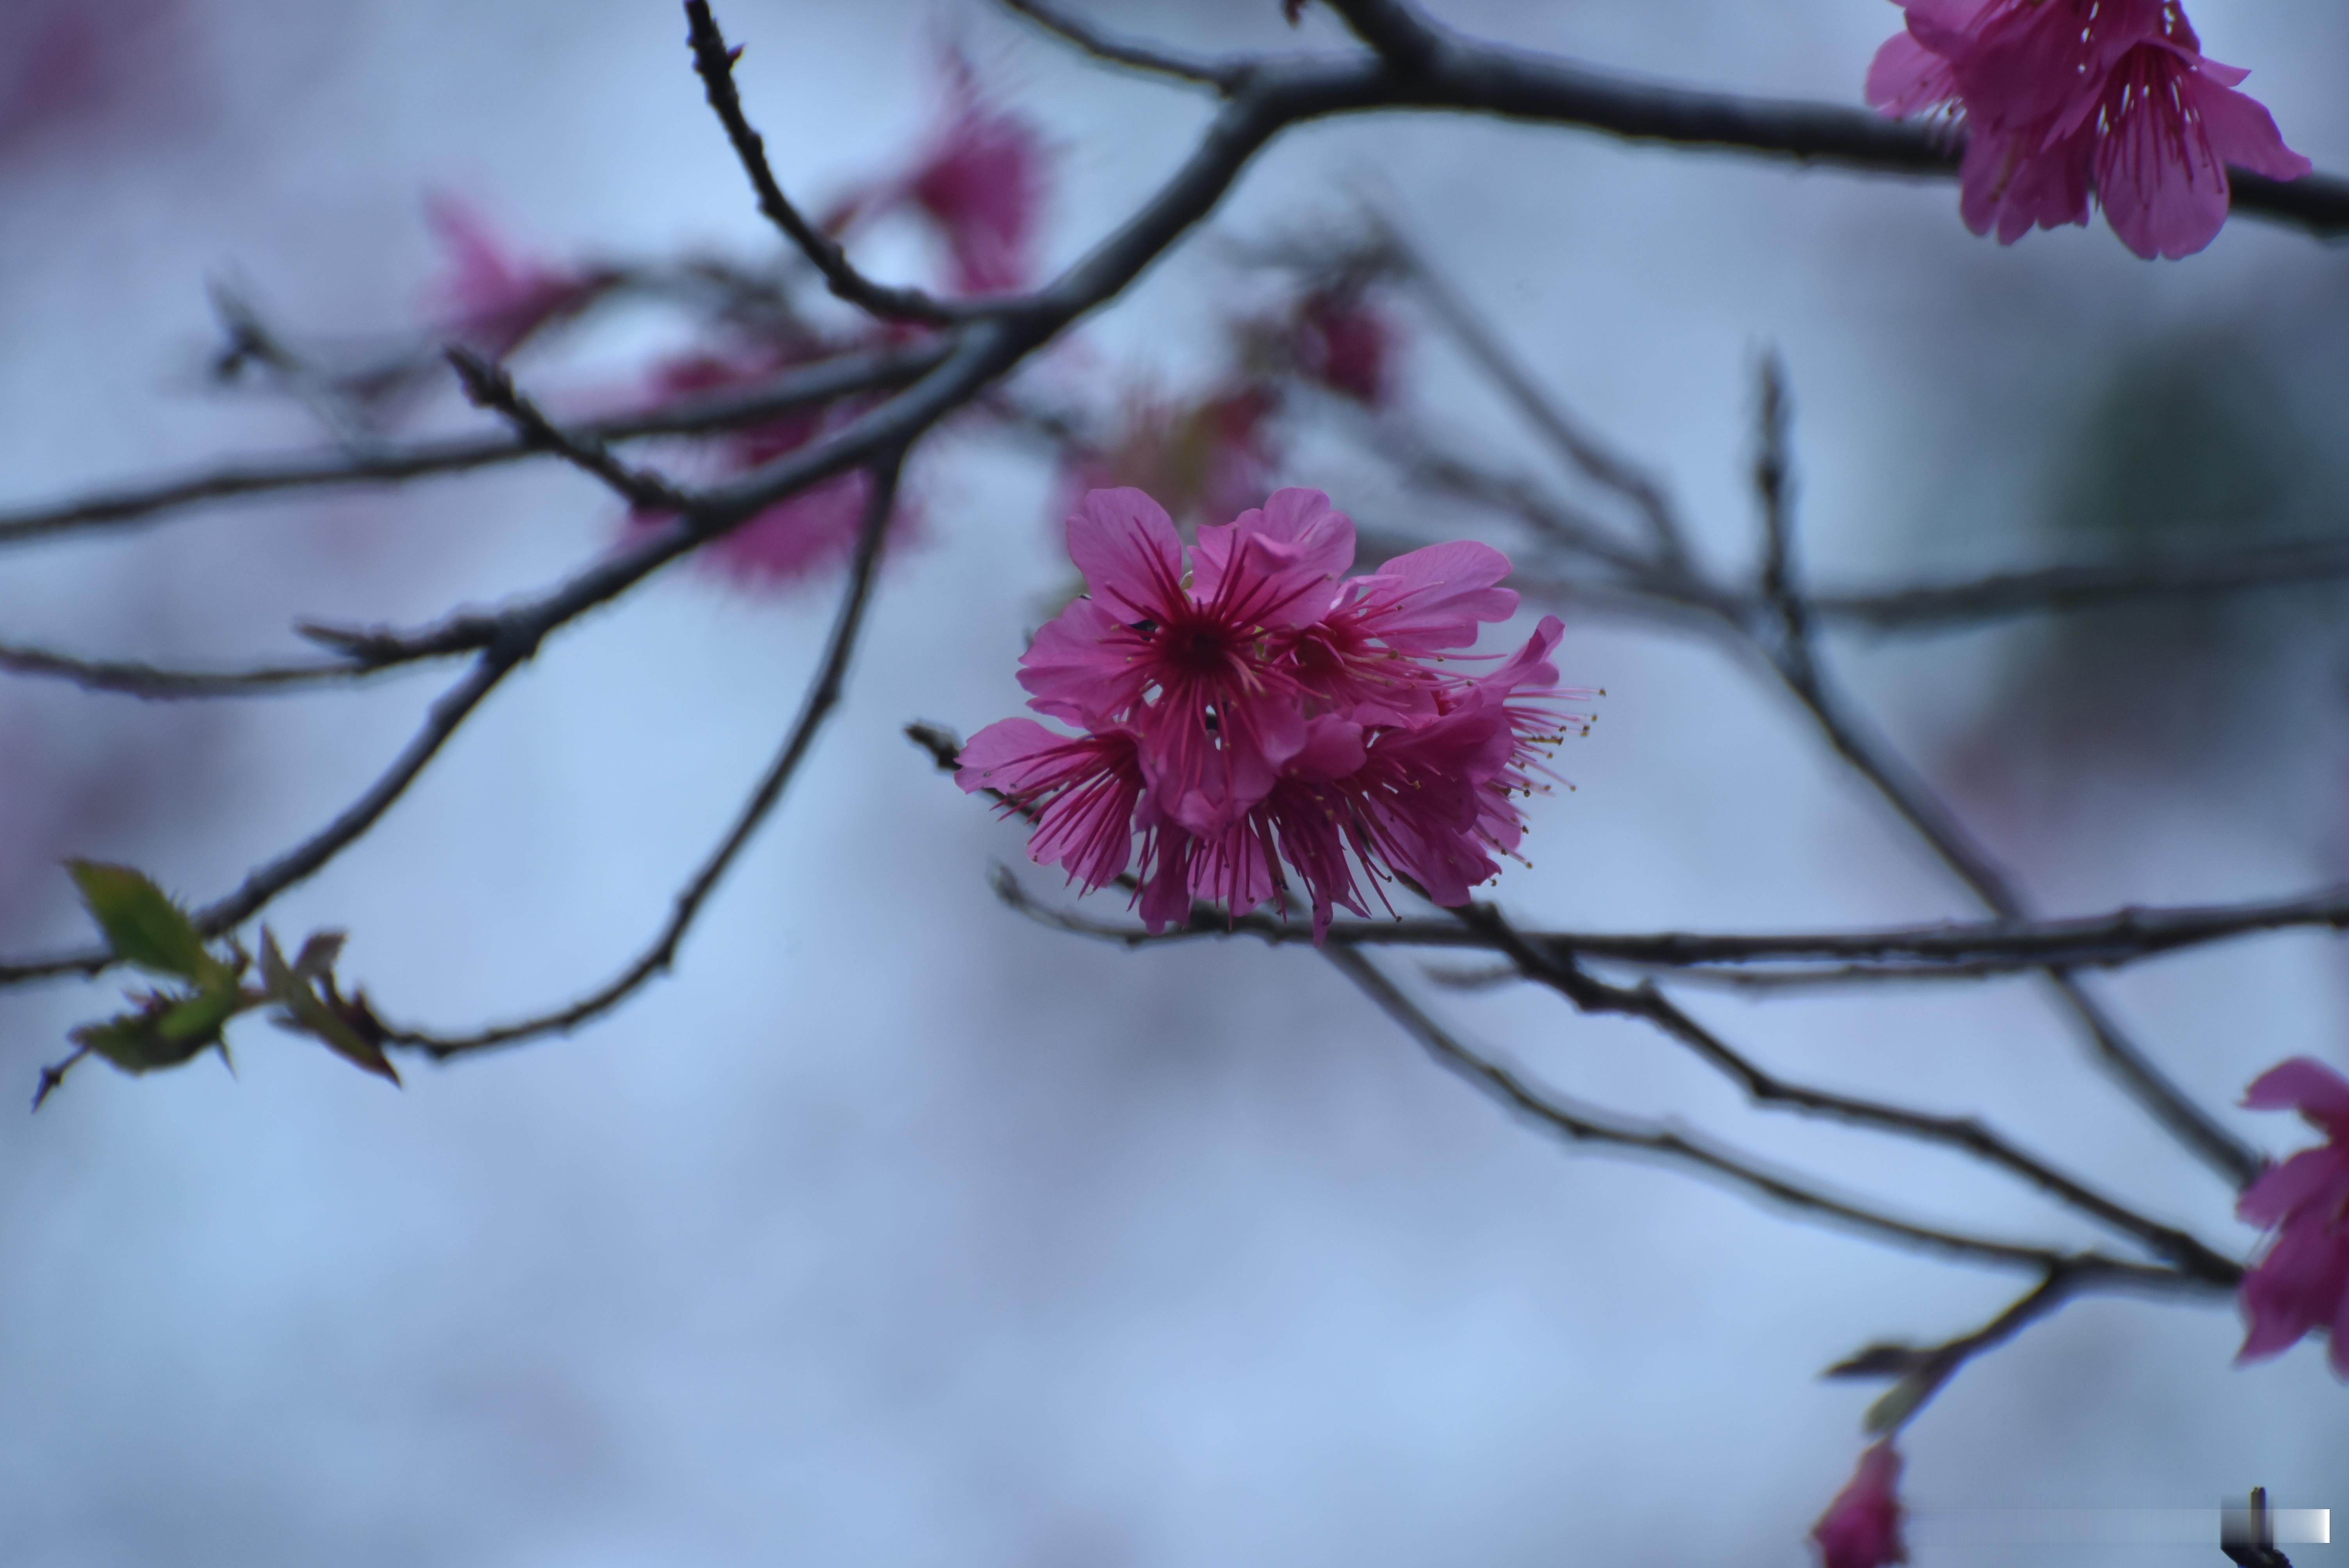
left=958, top=487, right=1586, bottom=939
left=1866, top=0, right=2308, bottom=258
left=2235, top=1056, right=2349, bottom=1378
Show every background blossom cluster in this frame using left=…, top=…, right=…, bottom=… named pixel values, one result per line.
left=959, top=487, right=1584, bottom=940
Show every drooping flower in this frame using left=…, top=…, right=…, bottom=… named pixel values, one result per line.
left=2235, top=1055, right=2349, bottom=1379
left=825, top=51, right=1049, bottom=297
left=620, top=346, right=916, bottom=590
left=960, top=487, right=1586, bottom=941
left=1811, top=1442, right=1909, bottom=1568
left=422, top=194, right=601, bottom=360
left=1864, top=0, right=2309, bottom=258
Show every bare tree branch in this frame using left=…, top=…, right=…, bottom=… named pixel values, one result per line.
left=1322, top=941, right=2217, bottom=1283
left=446, top=349, right=694, bottom=513
left=1735, top=379, right=2262, bottom=1188
left=1820, top=1254, right=2227, bottom=1430
left=1318, top=0, right=1443, bottom=69
left=0, top=640, right=404, bottom=700
left=1366, top=205, right=1695, bottom=568
left=391, top=455, right=907, bottom=1057
left=684, top=2, right=972, bottom=326
left=980, top=864, right=2240, bottom=1279
left=996, top=0, right=1245, bottom=91
left=0, top=341, right=945, bottom=546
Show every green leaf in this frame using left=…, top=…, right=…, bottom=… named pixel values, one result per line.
left=69, top=1003, right=218, bottom=1075
left=66, top=861, right=217, bottom=982
left=1862, top=1374, right=1933, bottom=1436
left=260, top=928, right=399, bottom=1087
left=159, top=981, right=248, bottom=1046
left=292, top=930, right=346, bottom=983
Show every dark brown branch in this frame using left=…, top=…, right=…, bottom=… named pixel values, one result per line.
left=1809, top=533, right=2349, bottom=634
left=1321, top=942, right=2194, bottom=1277
left=447, top=349, right=694, bottom=513
left=392, top=456, right=906, bottom=1057
left=684, top=2, right=968, bottom=325
left=984, top=866, right=2238, bottom=1278
left=0, top=652, right=520, bottom=987
left=0, top=640, right=401, bottom=700
left=1447, top=905, right=2242, bottom=1280
left=0, top=340, right=946, bottom=546
left=1320, top=0, right=1442, bottom=69
left=996, top=0, right=1244, bottom=91
left=1821, top=1254, right=2226, bottom=1431
left=1737, top=394, right=2261, bottom=1188
left=998, top=870, right=2349, bottom=974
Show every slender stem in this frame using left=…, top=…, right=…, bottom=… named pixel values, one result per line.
left=684, top=2, right=968, bottom=325
left=390, top=455, right=907, bottom=1057
left=1321, top=942, right=2179, bottom=1275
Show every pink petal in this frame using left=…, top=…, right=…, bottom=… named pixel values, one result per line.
left=1193, top=488, right=1358, bottom=623
left=1017, top=597, right=1145, bottom=729
left=2244, top=1057, right=2349, bottom=1133
left=1347, top=540, right=1519, bottom=653
left=1065, top=488, right=1185, bottom=624
left=1865, top=30, right=1956, bottom=116
left=2186, top=71, right=2313, bottom=181
left=2237, top=1146, right=2349, bottom=1229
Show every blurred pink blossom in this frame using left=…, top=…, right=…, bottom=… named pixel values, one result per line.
left=827, top=52, right=1049, bottom=297
left=960, top=487, right=1584, bottom=939
left=1288, top=288, right=1397, bottom=407
left=0, top=0, right=185, bottom=159
left=2235, top=1056, right=2349, bottom=1378
left=621, top=347, right=916, bottom=591
left=1865, top=0, right=2308, bottom=258
left=1811, top=1442, right=1908, bottom=1568
left=422, top=194, right=603, bottom=361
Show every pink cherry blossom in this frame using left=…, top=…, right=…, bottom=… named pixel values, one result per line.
left=2234, top=1056, right=2349, bottom=1378
left=1865, top=0, right=2309, bottom=258
left=827, top=53, right=1048, bottom=297
left=1812, top=1442, right=1908, bottom=1568
left=961, top=488, right=1587, bottom=941
left=422, top=194, right=600, bottom=360
left=1018, top=487, right=1343, bottom=834
left=620, top=347, right=914, bottom=590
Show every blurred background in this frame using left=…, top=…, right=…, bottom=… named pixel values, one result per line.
left=0, top=0, right=2344, bottom=1563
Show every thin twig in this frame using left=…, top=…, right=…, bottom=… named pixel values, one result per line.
left=390, top=455, right=907, bottom=1057
left=0, top=641, right=404, bottom=700
left=1367, top=205, right=1695, bottom=568
left=995, top=0, right=1244, bottom=91
left=992, top=872, right=2349, bottom=974
left=1809, top=535, right=2349, bottom=633
left=984, top=867, right=2240, bottom=1278
left=684, top=2, right=969, bottom=325
left=447, top=349, right=694, bottom=513
left=1820, top=1254, right=2227, bottom=1431
left=0, top=341, right=944, bottom=547
left=1448, top=905, right=2241, bottom=1280
left=1321, top=943, right=2196, bottom=1278
left=0, top=652, right=521, bottom=987
left=1735, top=378, right=2262, bottom=1187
